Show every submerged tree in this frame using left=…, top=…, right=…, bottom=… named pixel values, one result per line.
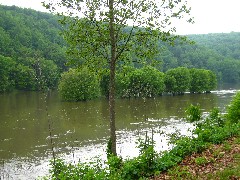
left=43, top=0, right=193, bottom=155
left=59, top=68, right=100, bottom=101
left=164, top=67, right=191, bottom=94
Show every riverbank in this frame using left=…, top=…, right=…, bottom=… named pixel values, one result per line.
left=153, top=136, right=240, bottom=179
left=44, top=119, right=240, bottom=180
left=43, top=92, right=240, bottom=180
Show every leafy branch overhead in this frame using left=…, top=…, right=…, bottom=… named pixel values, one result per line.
left=43, top=0, right=193, bottom=69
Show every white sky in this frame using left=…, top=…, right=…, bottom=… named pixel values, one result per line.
left=0, top=0, right=240, bottom=35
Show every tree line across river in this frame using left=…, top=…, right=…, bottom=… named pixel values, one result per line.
left=59, top=66, right=217, bottom=101
left=0, top=5, right=238, bottom=94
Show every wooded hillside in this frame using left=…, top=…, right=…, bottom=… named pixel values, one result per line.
left=0, top=5, right=239, bottom=92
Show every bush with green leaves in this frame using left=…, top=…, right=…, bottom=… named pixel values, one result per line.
left=14, top=64, right=37, bottom=90
left=58, top=68, right=100, bottom=101
left=208, top=107, right=224, bottom=127
left=185, top=104, right=202, bottom=122
left=131, top=66, right=165, bottom=98
left=39, top=59, right=60, bottom=90
left=115, top=66, right=135, bottom=98
left=189, top=68, right=217, bottom=93
left=205, top=70, right=217, bottom=92
left=16, top=57, right=60, bottom=90
left=48, top=159, right=108, bottom=180
left=100, top=70, right=110, bottom=98
left=226, top=92, right=240, bottom=124
left=117, top=66, right=165, bottom=98
left=164, top=67, right=191, bottom=95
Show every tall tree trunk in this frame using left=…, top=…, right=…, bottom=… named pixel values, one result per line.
left=108, top=0, right=117, bottom=156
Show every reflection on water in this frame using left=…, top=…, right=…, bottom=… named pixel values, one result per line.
left=0, top=86, right=239, bottom=179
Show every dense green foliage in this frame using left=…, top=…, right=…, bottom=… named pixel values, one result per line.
left=99, top=66, right=217, bottom=100
left=226, top=92, right=240, bottom=124
left=189, top=68, right=217, bottom=93
left=0, top=5, right=66, bottom=92
left=164, top=67, right=191, bottom=94
left=0, top=55, right=15, bottom=92
left=116, top=66, right=165, bottom=98
left=15, top=57, right=59, bottom=90
left=163, top=67, right=217, bottom=95
left=0, top=54, right=60, bottom=92
left=160, top=33, right=240, bottom=83
left=0, top=5, right=239, bottom=93
left=44, top=94, right=240, bottom=179
left=56, top=65, right=218, bottom=102
left=185, top=104, right=202, bottom=122
left=58, top=68, right=100, bottom=101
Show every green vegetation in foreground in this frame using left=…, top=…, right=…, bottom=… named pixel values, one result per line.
left=41, top=92, right=240, bottom=179
left=158, top=137, right=240, bottom=179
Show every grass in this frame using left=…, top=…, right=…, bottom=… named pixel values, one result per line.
left=153, top=136, right=240, bottom=180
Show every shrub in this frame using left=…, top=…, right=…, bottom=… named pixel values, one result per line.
left=189, top=69, right=217, bottom=93
left=164, top=67, right=191, bottom=95
left=117, top=66, right=165, bottom=98
left=38, top=59, right=60, bottom=90
left=205, top=70, right=217, bottom=92
left=185, top=104, right=202, bottom=122
left=189, top=68, right=209, bottom=93
left=14, top=57, right=60, bottom=91
left=226, top=92, right=240, bottom=124
left=116, top=66, right=135, bottom=98
left=14, top=64, right=37, bottom=90
left=58, top=68, right=100, bottom=101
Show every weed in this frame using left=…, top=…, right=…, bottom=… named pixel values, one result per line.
left=213, top=149, right=221, bottom=158
left=195, top=157, right=208, bottom=165
left=209, top=157, right=215, bottom=163
left=207, top=162, right=240, bottom=180
left=223, top=142, right=231, bottom=152
left=185, top=104, right=201, bottom=122
left=168, top=166, right=192, bottom=179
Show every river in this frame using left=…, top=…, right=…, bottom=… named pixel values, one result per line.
left=0, top=84, right=239, bottom=179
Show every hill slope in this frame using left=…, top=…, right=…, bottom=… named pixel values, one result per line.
left=0, top=5, right=240, bottom=92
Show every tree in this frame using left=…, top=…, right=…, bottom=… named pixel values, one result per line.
left=14, top=64, right=37, bottom=90
left=165, top=67, right=191, bottom=94
left=189, top=68, right=217, bottom=93
left=189, top=68, right=208, bottom=93
left=15, top=57, right=60, bottom=90
left=0, top=55, right=16, bottom=92
left=117, top=66, right=165, bottom=98
left=44, top=0, right=193, bottom=155
left=59, top=68, right=100, bottom=101
left=205, top=70, right=217, bottom=93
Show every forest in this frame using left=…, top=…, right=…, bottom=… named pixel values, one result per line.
left=0, top=5, right=240, bottom=93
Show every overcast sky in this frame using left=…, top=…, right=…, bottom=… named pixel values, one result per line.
left=0, top=0, right=240, bottom=35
